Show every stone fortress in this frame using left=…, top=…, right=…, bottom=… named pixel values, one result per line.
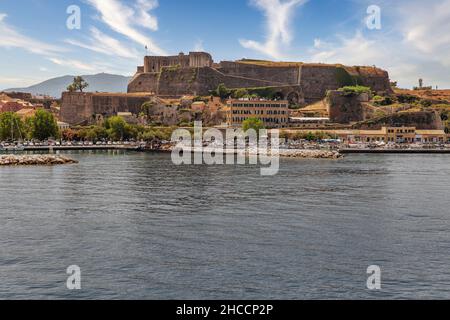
left=61, top=51, right=393, bottom=125
left=128, top=51, right=392, bottom=104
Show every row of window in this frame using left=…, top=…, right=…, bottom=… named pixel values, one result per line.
left=231, top=117, right=288, bottom=123
left=232, top=110, right=287, bottom=115
left=387, top=129, right=415, bottom=133
left=360, top=136, right=445, bottom=142
left=231, top=104, right=287, bottom=108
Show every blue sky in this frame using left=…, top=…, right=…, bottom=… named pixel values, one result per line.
left=1, top=0, right=450, bottom=89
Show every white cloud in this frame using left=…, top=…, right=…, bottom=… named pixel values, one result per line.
left=65, top=27, right=140, bottom=59
left=194, top=39, right=205, bottom=52
left=0, top=13, right=65, bottom=55
left=135, top=0, right=159, bottom=31
left=48, top=58, right=99, bottom=72
left=308, top=31, right=422, bottom=87
left=307, top=0, right=450, bottom=88
left=400, top=0, right=450, bottom=66
left=86, top=0, right=167, bottom=55
left=240, top=0, right=307, bottom=59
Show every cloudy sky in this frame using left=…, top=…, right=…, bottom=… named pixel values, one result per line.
left=0, top=0, right=449, bottom=89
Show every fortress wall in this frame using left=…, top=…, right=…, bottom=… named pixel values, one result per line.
left=129, top=53, right=393, bottom=101
left=347, top=67, right=392, bottom=93
left=195, top=67, right=282, bottom=95
left=354, top=111, right=443, bottom=130
left=144, top=55, right=190, bottom=73
left=157, top=67, right=202, bottom=96
left=189, top=52, right=213, bottom=68
left=128, top=73, right=159, bottom=93
left=61, top=92, right=152, bottom=124
left=218, top=62, right=299, bottom=84
left=301, top=66, right=342, bottom=102
left=61, top=92, right=94, bottom=125
left=327, top=91, right=367, bottom=124
left=156, top=67, right=280, bottom=96
left=91, top=95, right=151, bottom=116
left=358, top=74, right=392, bottom=93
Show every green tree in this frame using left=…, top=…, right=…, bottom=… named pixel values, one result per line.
left=0, top=112, right=24, bottom=141
left=104, top=116, right=127, bottom=140
left=232, top=88, right=249, bottom=99
left=32, top=109, right=59, bottom=140
left=67, top=76, right=89, bottom=92
left=141, top=101, right=157, bottom=122
left=242, top=117, right=265, bottom=133
left=22, top=116, right=34, bottom=140
left=216, top=83, right=231, bottom=99
left=86, top=126, right=108, bottom=142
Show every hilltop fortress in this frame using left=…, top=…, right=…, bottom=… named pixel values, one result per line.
left=128, top=51, right=392, bottom=104
left=61, top=51, right=393, bottom=125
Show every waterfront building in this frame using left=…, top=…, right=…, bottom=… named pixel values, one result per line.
left=226, top=99, right=289, bottom=128
left=415, top=130, right=448, bottom=143
left=278, top=126, right=447, bottom=144
left=57, top=121, right=70, bottom=130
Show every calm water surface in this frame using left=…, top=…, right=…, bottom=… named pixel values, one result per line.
left=0, top=151, right=450, bottom=299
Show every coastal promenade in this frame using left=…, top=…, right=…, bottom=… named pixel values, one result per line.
left=340, top=148, right=450, bottom=154
left=0, top=145, right=141, bottom=152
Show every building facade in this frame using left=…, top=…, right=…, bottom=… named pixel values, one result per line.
left=335, top=127, right=447, bottom=143
left=226, top=99, right=289, bottom=128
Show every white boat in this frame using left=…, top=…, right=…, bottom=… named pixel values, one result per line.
left=3, top=144, right=25, bottom=152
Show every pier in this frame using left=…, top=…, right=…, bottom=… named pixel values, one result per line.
left=340, top=148, right=450, bottom=154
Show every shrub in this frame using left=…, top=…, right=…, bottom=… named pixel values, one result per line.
left=338, top=85, right=372, bottom=97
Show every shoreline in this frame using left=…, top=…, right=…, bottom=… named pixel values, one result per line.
left=340, top=148, right=450, bottom=154
left=2, top=144, right=450, bottom=155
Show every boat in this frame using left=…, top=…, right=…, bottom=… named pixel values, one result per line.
left=3, top=144, right=25, bottom=152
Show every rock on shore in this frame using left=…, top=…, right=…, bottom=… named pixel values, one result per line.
left=0, top=155, right=78, bottom=166
left=278, top=149, right=343, bottom=159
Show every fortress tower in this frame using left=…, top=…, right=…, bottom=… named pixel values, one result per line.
left=143, top=52, right=213, bottom=73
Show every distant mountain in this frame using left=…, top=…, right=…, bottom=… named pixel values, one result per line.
left=4, top=73, right=132, bottom=98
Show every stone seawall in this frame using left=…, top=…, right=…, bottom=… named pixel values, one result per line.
left=0, top=155, right=78, bottom=166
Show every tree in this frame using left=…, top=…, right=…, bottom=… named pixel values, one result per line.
left=0, top=112, right=24, bottom=141
left=216, top=83, right=231, bottom=99
left=32, top=109, right=59, bottom=140
left=141, top=101, right=157, bottom=122
left=61, top=128, right=75, bottom=141
left=86, top=126, right=108, bottom=142
left=67, top=76, right=89, bottom=92
left=104, top=116, right=127, bottom=141
left=233, top=88, right=249, bottom=99
left=242, top=117, right=265, bottom=133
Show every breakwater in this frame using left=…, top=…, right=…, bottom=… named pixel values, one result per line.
left=0, top=155, right=78, bottom=166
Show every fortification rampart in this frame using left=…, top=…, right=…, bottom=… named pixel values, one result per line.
left=128, top=53, right=393, bottom=105
left=61, top=92, right=152, bottom=125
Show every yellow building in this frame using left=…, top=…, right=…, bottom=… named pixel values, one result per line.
left=346, top=127, right=446, bottom=143
left=415, top=130, right=447, bottom=143
left=227, top=99, right=289, bottom=128
left=279, top=126, right=448, bottom=144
